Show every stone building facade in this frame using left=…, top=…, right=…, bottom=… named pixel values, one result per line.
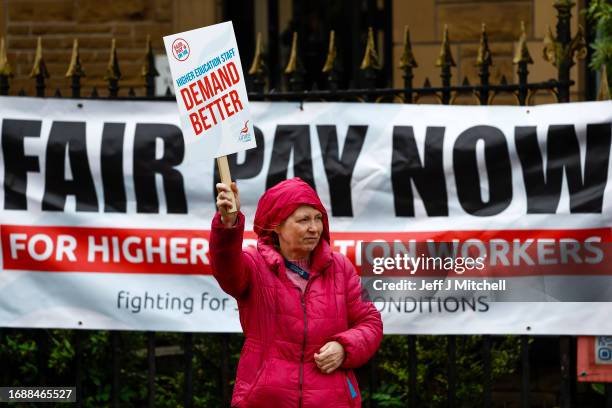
left=0, top=0, right=586, bottom=102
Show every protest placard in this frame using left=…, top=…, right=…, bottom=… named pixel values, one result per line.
left=163, top=21, right=256, bottom=211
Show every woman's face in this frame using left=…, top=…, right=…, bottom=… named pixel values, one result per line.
left=275, top=205, right=324, bottom=259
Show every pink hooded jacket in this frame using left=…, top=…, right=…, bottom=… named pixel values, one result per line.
left=210, top=178, right=383, bottom=408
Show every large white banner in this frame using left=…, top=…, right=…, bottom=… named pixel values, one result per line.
left=0, top=97, right=610, bottom=334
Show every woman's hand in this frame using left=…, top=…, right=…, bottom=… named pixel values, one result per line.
left=216, top=182, right=241, bottom=227
left=314, top=341, right=345, bottom=374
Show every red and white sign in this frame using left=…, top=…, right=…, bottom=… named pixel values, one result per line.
left=163, top=22, right=256, bottom=158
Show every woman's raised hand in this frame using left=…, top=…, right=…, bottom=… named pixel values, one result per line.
left=216, top=182, right=241, bottom=227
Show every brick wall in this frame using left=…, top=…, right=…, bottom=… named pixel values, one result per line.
left=0, top=0, right=587, bottom=102
left=0, top=0, right=219, bottom=97
left=392, top=0, right=586, bottom=104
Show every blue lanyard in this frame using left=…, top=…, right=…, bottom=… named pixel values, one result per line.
left=284, top=259, right=310, bottom=280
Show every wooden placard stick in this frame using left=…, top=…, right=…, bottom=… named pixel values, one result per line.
left=216, top=155, right=237, bottom=213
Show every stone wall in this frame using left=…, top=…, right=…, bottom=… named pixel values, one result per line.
left=0, top=0, right=219, bottom=96
left=392, top=0, right=586, bottom=103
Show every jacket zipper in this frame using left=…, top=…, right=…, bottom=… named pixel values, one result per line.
left=299, top=292, right=306, bottom=408
left=298, top=279, right=314, bottom=408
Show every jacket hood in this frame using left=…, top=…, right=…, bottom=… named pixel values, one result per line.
left=253, top=178, right=330, bottom=246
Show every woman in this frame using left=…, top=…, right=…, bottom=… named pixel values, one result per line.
left=211, top=177, right=383, bottom=408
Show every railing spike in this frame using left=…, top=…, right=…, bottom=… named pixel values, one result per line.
left=423, top=77, right=432, bottom=88
left=436, top=25, right=456, bottom=68
left=105, top=39, right=121, bottom=98
left=284, top=32, right=300, bottom=74
left=399, top=26, right=417, bottom=69
left=513, top=21, right=534, bottom=65
left=476, top=23, right=492, bottom=67
left=0, top=37, right=13, bottom=96
left=0, top=37, right=13, bottom=76
left=66, top=38, right=85, bottom=98
left=248, top=32, right=265, bottom=76
left=54, top=88, right=62, bottom=97
left=322, top=30, right=340, bottom=91
left=284, top=32, right=304, bottom=91
left=360, top=27, right=381, bottom=70
left=141, top=35, right=159, bottom=77
left=570, top=25, right=587, bottom=61
left=248, top=32, right=266, bottom=93
left=30, top=37, right=49, bottom=78
left=514, top=21, right=532, bottom=106
left=30, top=37, right=49, bottom=97
left=105, top=38, right=121, bottom=81
left=91, top=86, right=99, bottom=98
left=128, top=87, right=136, bottom=97
left=543, top=25, right=557, bottom=65
left=141, top=35, right=159, bottom=98
left=165, top=85, right=173, bottom=96
left=66, top=39, right=85, bottom=77
left=436, top=25, right=455, bottom=104
left=399, top=26, right=417, bottom=103
left=476, top=23, right=492, bottom=105
left=322, top=30, right=337, bottom=73
left=18, top=88, right=26, bottom=96
left=500, top=75, right=509, bottom=85
left=462, top=76, right=470, bottom=86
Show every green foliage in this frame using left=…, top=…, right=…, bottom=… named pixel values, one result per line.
left=371, top=335, right=521, bottom=407
left=585, top=0, right=612, bottom=93
left=591, top=382, right=605, bottom=395
left=1, top=330, right=522, bottom=407
left=1, top=331, right=38, bottom=380
left=48, top=330, right=75, bottom=374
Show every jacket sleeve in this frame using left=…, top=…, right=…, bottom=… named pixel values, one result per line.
left=209, top=211, right=251, bottom=300
left=332, top=255, right=383, bottom=369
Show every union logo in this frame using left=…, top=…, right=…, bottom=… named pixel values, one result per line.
left=171, top=38, right=190, bottom=62
left=239, top=120, right=252, bottom=142
left=240, top=120, right=249, bottom=134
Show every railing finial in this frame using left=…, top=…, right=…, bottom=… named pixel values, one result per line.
left=476, top=23, right=492, bottom=67
left=66, top=39, right=85, bottom=77
left=322, top=30, right=337, bottom=73
left=141, top=35, right=159, bottom=78
left=0, top=37, right=13, bottom=76
left=105, top=39, right=121, bottom=98
left=513, top=21, right=534, bottom=65
left=284, top=32, right=304, bottom=91
left=0, top=37, right=11, bottom=95
left=436, top=25, right=456, bottom=68
left=542, top=17, right=586, bottom=68
left=360, top=27, right=381, bottom=70
left=399, top=26, right=417, bottom=69
left=30, top=37, right=49, bottom=78
left=284, top=32, right=300, bottom=74
left=543, top=25, right=557, bottom=65
left=30, top=37, right=49, bottom=97
left=141, top=35, right=159, bottom=97
left=248, top=32, right=265, bottom=76
left=105, top=38, right=121, bottom=81
left=66, top=38, right=85, bottom=98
